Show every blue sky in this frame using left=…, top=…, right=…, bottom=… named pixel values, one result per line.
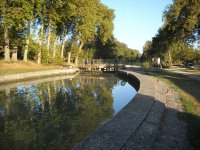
left=100, top=0, right=173, bottom=53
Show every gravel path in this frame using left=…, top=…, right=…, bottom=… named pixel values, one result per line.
left=150, top=77, right=191, bottom=150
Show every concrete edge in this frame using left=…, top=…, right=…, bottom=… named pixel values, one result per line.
left=0, top=68, right=80, bottom=84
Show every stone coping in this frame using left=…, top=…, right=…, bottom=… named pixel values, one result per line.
left=0, top=68, right=80, bottom=84
left=0, top=73, right=79, bottom=91
left=73, top=70, right=158, bottom=150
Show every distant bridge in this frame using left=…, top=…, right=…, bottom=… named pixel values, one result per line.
left=75, top=59, right=127, bottom=71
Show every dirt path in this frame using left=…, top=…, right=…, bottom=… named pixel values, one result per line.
left=164, top=68, right=200, bottom=81
left=150, top=76, right=191, bottom=150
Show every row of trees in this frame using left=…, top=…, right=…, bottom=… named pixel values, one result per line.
left=82, top=37, right=141, bottom=61
left=142, top=0, right=200, bottom=67
left=0, top=0, right=111, bottom=64
left=0, top=0, right=140, bottom=65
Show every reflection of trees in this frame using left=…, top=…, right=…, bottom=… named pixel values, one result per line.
left=0, top=74, right=117, bottom=150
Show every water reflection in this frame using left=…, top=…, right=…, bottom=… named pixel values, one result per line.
left=0, top=73, right=136, bottom=150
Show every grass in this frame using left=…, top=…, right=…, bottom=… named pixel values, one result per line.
left=145, top=70, right=200, bottom=149
left=184, top=69, right=200, bottom=74
left=0, top=60, right=62, bottom=76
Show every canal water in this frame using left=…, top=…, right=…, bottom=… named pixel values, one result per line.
left=0, top=73, right=137, bottom=150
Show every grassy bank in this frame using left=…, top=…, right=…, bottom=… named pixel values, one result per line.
left=145, top=70, right=200, bottom=149
left=184, top=69, right=200, bottom=74
left=0, top=61, right=62, bottom=76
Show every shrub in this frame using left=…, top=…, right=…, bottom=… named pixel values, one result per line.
left=143, top=61, right=151, bottom=69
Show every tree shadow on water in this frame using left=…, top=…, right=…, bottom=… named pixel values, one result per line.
left=73, top=93, right=199, bottom=150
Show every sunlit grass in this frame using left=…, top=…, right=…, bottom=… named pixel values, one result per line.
left=0, top=60, right=62, bottom=76
left=184, top=69, right=200, bottom=74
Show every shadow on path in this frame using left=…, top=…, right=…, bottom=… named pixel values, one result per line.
left=73, top=92, right=193, bottom=150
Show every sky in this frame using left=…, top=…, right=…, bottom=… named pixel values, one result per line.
left=100, top=0, right=173, bottom=53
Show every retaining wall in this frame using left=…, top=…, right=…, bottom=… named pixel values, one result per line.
left=0, top=68, right=79, bottom=84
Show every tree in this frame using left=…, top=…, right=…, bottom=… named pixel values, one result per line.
left=169, top=41, right=196, bottom=65
left=146, top=0, right=200, bottom=67
left=0, top=0, right=118, bottom=64
left=56, top=0, right=73, bottom=59
left=45, top=0, right=65, bottom=58
left=141, top=40, right=152, bottom=61
left=22, top=1, right=34, bottom=62
left=72, top=0, right=100, bottom=53
left=0, top=0, right=14, bottom=62
left=164, top=0, right=200, bottom=45
left=96, top=3, right=115, bottom=44
left=146, top=26, right=174, bottom=67
left=0, top=0, right=34, bottom=62
left=34, top=0, right=46, bottom=64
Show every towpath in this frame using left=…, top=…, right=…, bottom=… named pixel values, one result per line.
left=163, top=67, right=200, bottom=81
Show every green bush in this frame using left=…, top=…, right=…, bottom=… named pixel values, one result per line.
left=28, top=41, right=38, bottom=61
left=143, top=61, right=151, bottom=69
left=41, top=47, right=49, bottom=64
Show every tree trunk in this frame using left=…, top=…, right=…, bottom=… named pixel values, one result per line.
left=168, top=51, right=173, bottom=67
left=11, top=46, right=18, bottom=61
left=4, top=28, right=10, bottom=62
left=61, top=41, right=65, bottom=58
left=23, top=39, right=29, bottom=62
left=23, top=23, right=30, bottom=62
left=60, top=27, right=67, bottom=59
left=75, top=56, right=79, bottom=65
left=37, top=23, right=44, bottom=64
left=47, top=24, right=51, bottom=55
left=53, top=38, right=57, bottom=58
left=60, top=36, right=66, bottom=58
left=67, top=52, right=71, bottom=65
left=79, top=41, right=84, bottom=52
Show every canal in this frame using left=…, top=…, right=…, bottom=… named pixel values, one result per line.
left=0, top=72, right=137, bottom=150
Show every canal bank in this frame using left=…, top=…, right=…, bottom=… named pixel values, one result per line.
left=0, top=68, right=191, bottom=149
left=73, top=69, right=191, bottom=150
left=0, top=68, right=80, bottom=84
left=0, top=70, right=137, bottom=149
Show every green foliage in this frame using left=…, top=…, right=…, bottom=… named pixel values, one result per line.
left=169, top=41, right=196, bottom=65
left=93, top=37, right=141, bottom=60
left=97, top=4, right=115, bottom=43
left=0, top=0, right=118, bottom=63
left=0, top=0, right=34, bottom=29
left=142, top=0, right=200, bottom=66
left=143, top=61, right=151, bottom=69
left=164, top=0, right=200, bottom=43
left=81, top=48, right=96, bottom=59
left=41, top=47, right=49, bottom=64
left=28, top=40, right=38, bottom=60
left=50, top=55, right=65, bottom=65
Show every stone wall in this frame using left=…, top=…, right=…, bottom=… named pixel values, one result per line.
left=0, top=68, right=80, bottom=84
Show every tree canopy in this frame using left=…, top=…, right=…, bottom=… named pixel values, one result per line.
left=164, top=0, right=200, bottom=43
left=142, top=0, right=200, bottom=66
left=0, top=0, right=139, bottom=64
